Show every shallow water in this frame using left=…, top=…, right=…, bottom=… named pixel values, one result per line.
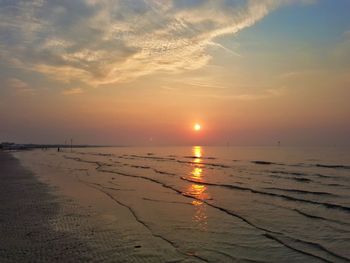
left=16, top=147, right=350, bottom=262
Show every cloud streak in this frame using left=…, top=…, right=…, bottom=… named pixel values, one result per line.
left=0, top=0, right=302, bottom=87
left=62, top=87, right=84, bottom=95
left=6, top=78, right=34, bottom=95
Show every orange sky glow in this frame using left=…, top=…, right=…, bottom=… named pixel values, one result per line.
left=0, top=1, right=349, bottom=146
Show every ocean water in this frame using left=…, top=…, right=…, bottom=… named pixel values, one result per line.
left=16, top=147, right=350, bottom=262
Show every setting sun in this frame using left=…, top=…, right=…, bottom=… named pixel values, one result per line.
left=194, top=124, right=201, bottom=131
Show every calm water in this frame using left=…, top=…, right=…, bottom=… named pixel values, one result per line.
left=19, top=147, right=350, bottom=262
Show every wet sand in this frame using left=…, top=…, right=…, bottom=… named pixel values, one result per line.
left=0, top=151, right=191, bottom=262
left=0, top=151, right=97, bottom=262
left=3, top=147, right=349, bottom=262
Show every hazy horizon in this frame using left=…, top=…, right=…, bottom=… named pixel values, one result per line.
left=1, top=1, right=349, bottom=146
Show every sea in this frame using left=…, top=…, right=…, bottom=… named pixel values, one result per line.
left=15, top=146, right=350, bottom=262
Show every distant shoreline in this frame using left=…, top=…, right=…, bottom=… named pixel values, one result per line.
left=0, top=144, right=115, bottom=151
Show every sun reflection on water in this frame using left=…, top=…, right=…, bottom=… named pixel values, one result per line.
left=192, top=167, right=202, bottom=179
left=186, top=146, right=209, bottom=230
left=193, top=146, right=202, bottom=159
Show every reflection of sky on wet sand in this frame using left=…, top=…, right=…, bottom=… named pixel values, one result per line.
left=16, top=146, right=350, bottom=261
left=187, top=146, right=209, bottom=230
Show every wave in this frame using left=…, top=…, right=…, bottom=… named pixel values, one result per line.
left=270, top=170, right=307, bottom=176
left=252, top=159, right=350, bottom=171
left=122, top=163, right=176, bottom=176
left=180, top=177, right=350, bottom=213
left=65, top=155, right=349, bottom=262
left=315, top=164, right=350, bottom=170
left=129, top=154, right=176, bottom=161
left=183, top=156, right=217, bottom=160
left=264, top=187, right=338, bottom=197
left=252, top=161, right=280, bottom=165
left=268, top=170, right=333, bottom=179
left=74, top=152, right=350, bottom=175
left=270, top=174, right=350, bottom=190
left=65, top=154, right=349, bottom=213
left=294, top=209, right=350, bottom=226
left=261, top=173, right=312, bottom=183
left=172, top=159, right=232, bottom=169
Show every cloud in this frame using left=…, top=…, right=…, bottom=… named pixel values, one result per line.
left=332, top=30, right=350, bottom=66
left=62, top=87, right=84, bottom=95
left=160, top=86, right=177, bottom=91
left=7, top=78, right=34, bottom=95
left=191, top=85, right=286, bottom=101
left=7, top=78, right=29, bottom=89
left=0, top=0, right=304, bottom=87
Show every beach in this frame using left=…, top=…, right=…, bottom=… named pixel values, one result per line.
left=0, top=151, right=186, bottom=262
left=1, top=147, right=350, bottom=262
left=0, top=150, right=98, bottom=262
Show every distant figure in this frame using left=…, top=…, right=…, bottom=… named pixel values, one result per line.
left=57, top=147, right=60, bottom=152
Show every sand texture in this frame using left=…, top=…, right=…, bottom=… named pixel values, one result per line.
left=0, top=151, right=186, bottom=262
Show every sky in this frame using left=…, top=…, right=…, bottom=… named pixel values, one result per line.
left=0, top=0, right=349, bottom=146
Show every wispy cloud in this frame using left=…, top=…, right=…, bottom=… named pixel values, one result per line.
left=7, top=78, right=34, bottom=95
left=233, top=86, right=286, bottom=101
left=160, top=86, right=177, bottom=91
left=191, top=86, right=286, bottom=101
left=332, top=29, right=350, bottom=65
left=0, top=0, right=306, bottom=87
left=62, top=87, right=84, bottom=95
left=7, top=78, right=29, bottom=89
